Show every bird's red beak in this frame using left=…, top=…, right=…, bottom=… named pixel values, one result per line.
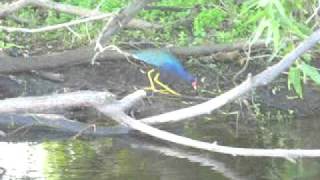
left=192, top=80, right=197, bottom=90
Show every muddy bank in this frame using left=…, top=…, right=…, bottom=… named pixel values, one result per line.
left=0, top=52, right=318, bottom=119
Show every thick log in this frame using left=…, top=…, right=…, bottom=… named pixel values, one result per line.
left=0, top=40, right=266, bottom=74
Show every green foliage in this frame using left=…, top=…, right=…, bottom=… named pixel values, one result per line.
left=237, top=0, right=318, bottom=97
left=177, top=31, right=189, bottom=46
left=240, top=0, right=311, bottom=50
left=299, top=62, right=320, bottom=85
left=288, top=60, right=320, bottom=97
left=193, top=8, right=226, bottom=38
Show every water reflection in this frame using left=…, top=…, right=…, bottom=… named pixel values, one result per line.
left=0, top=142, right=46, bottom=179
left=0, top=117, right=320, bottom=179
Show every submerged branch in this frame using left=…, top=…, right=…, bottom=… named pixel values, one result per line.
left=0, top=114, right=128, bottom=137
left=0, top=90, right=144, bottom=136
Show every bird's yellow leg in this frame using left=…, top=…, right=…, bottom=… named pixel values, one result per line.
left=144, top=69, right=158, bottom=92
left=153, top=73, right=181, bottom=96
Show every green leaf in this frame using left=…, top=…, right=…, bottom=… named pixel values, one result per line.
left=273, top=0, right=287, bottom=19
left=250, top=18, right=269, bottom=45
left=299, top=62, right=320, bottom=85
left=271, top=20, right=280, bottom=50
left=288, top=67, right=303, bottom=98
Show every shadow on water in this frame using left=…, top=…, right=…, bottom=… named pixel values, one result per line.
left=1, top=116, right=320, bottom=180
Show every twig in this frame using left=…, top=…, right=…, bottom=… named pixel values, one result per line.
left=306, top=5, right=320, bottom=24
left=6, top=124, right=33, bottom=137
left=71, top=124, right=96, bottom=139
left=91, top=44, right=131, bottom=64
left=0, top=14, right=111, bottom=33
left=232, top=43, right=252, bottom=84
left=93, top=0, right=154, bottom=63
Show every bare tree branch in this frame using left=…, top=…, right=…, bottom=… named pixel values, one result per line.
left=0, top=0, right=159, bottom=29
left=0, top=0, right=29, bottom=18
left=91, top=0, right=156, bottom=64
left=95, top=0, right=155, bottom=46
left=0, top=14, right=111, bottom=33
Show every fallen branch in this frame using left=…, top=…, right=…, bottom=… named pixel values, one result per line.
left=96, top=91, right=320, bottom=159
left=0, top=90, right=114, bottom=113
left=0, top=88, right=319, bottom=158
left=0, top=90, right=144, bottom=136
left=169, top=40, right=266, bottom=57
left=0, top=90, right=144, bottom=116
left=0, top=0, right=159, bottom=29
left=140, top=29, right=320, bottom=124
left=0, top=40, right=266, bottom=74
left=0, top=114, right=128, bottom=136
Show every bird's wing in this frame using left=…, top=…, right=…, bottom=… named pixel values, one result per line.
left=132, top=50, right=181, bottom=67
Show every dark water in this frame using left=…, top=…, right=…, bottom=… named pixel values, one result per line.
left=1, top=116, right=320, bottom=180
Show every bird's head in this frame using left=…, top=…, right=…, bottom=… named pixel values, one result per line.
left=191, top=79, right=197, bottom=90
left=184, top=73, right=197, bottom=91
